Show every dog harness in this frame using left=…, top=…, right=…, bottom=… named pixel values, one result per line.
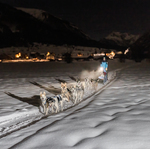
left=47, top=97, right=55, bottom=103
left=56, top=95, right=62, bottom=102
left=67, top=88, right=71, bottom=93
left=47, top=95, right=62, bottom=103
left=42, top=99, right=47, bottom=105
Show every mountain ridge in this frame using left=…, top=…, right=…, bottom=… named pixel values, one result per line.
left=99, top=32, right=140, bottom=49
left=0, top=2, right=97, bottom=48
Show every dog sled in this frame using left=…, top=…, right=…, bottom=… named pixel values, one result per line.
left=97, top=67, right=107, bottom=83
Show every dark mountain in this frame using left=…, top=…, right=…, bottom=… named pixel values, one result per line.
left=130, top=31, right=150, bottom=62
left=17, top=8, right=91, bottom=40
left=99, top=32, right=139, bottom=51
left=0, top=2, right=98, bottom=48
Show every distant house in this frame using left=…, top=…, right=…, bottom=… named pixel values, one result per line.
left=93, top=53, right=105, bottom=60
left=39, top=53, right=46, bottom=59
left=46, top=52, right=55, bottom=61
left=71, top=50, right=91, bottom=59
left=30, top=52, right=45, bottom=59
left=30, top=52, right=37, bottom=58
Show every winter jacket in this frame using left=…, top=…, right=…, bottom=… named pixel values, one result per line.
left=100, top=61, right=108, bottom=72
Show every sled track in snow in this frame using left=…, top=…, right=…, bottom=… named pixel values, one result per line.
left=0, top=71, right=118, bottom=139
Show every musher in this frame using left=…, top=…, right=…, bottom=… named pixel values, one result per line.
left=100, top=56, right=108, bottom=84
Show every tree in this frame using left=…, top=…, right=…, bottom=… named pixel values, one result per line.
left=64, top=52, right=72, bottom=63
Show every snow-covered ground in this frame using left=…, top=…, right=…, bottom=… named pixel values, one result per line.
left=1, top=59, right=150, bottom=149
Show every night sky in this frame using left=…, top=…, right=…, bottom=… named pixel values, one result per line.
left=0, top=0, right=150, bottom=40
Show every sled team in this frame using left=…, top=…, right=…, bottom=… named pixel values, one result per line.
left=40, top=57, right=108, bottom=115
left=40, top=78, right=99, bottom=115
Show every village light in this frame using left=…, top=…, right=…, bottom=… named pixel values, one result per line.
left=93, top=53, right=105, bottom=57
left=106, top=51, right=115, bottom=59
left=100, top=52, right=105, bottom=56
left=77, top=53, right=83, bottom=56
left=116, top=51, right=122, bottom=54
left=46, top=52, right=55, bottom=61
left=47, top=52, right=50, bottom=56
left=124, top=48, right=129, bottom=55
left=15, top=53, right=21, bottom=58
left=111, top=51, right=115, bottom=56
left=15, top=54, right=19, bottom=58
left=110, top=51, right=115, bottom=58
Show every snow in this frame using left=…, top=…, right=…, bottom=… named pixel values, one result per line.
left=0, top=59, right=150, bottom=149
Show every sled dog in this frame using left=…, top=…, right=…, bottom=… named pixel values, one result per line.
left=61, top=82, right=71, bottom=102
left=40, top=91, right=47, bottom=114
left=70, top=85, right=78, bottom=104
left=91, top=79, right=99, bottom=91
left=75, top=80, right=84, bottom=103
left=40, top=92, right=69, bottom=115
left=46, top=94, right=69, bottom=115
left=82, top=78, right=91, bottom=90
